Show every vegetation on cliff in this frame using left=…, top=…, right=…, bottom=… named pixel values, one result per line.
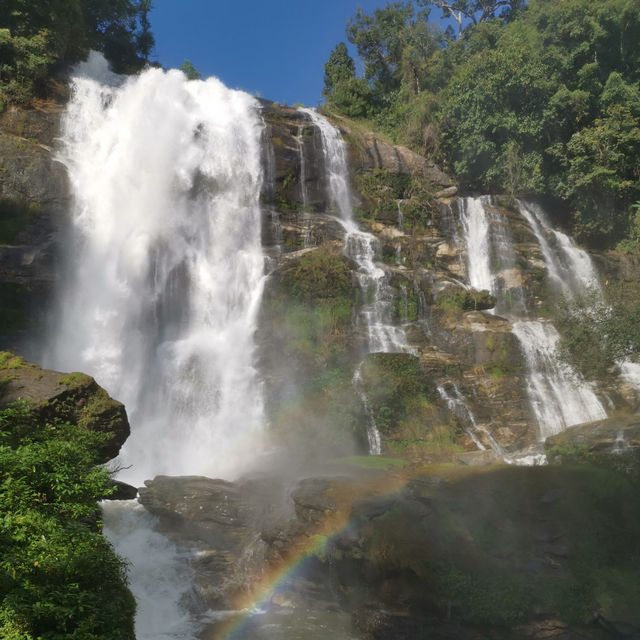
left=0, top=402, right=134, bottom=639
left=0, top=0, right=154, bottom=106
left=322, top=0, right=640, bottom=249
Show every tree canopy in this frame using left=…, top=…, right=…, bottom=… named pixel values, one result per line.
left=322, top=0, right=640, bottom=249
left=0, top=0, right=155, bottom=105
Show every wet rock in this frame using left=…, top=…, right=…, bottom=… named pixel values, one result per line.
left=545, top=415, right=640, bottom=457
left=108, top=480, right=138, bottom=500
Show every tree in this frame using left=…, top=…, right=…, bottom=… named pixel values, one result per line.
left=180, top=59, right=201, bottom=81
left=418, top=0, right=525, bottom=38
left=346, top=2, right=418, bottom=98
left=322, top=42, right=356, bottom=99
left=322, top=42, right=373, bottom=117
left=0, top=0, right=155, bottom=104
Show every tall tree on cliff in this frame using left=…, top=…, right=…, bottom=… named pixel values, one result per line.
left=418, top=0, right=525, bottom=37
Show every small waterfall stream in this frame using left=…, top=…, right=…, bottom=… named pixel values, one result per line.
left=299, top=108, right=412, bottom=453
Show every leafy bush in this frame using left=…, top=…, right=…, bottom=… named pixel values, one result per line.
left=0, top=402, right=135, bottom=639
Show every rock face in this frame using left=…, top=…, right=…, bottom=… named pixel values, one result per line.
left=0, top=105, right=70, bottom=352
left=0, top=352, right=129, bottom=461
left=138, top=464, right=640, bottom=640
left=546, top=415, right=640, bottom=462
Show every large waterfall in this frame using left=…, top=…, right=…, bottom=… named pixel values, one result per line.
left=49, top=53, right=266, bottom=485
left=44, top=54, right=267, bottom=639
left=459, top=196, right=606, bottom=440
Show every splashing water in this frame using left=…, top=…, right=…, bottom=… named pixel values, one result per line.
left=46, top=52, right=269, bottom=638
left=102, top=501, right=199, bottom=640
left=49, top=53, right=266, bottom=485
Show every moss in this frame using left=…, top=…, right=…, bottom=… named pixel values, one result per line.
left=0, top=351, right=26, bottom=369
left=358, top=353, right=459, bottom=459
left=355, top=169, right=436, bottom=230
left=333, top=455, right=409, bottom=469
left=76, top=388, right=119, bottom=431
left=57, top=372, right=92, bottom=389
left=280, top=247, right=352, bottom=302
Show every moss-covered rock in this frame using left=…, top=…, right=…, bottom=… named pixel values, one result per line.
left=0, top=353, right=130, bottom=462
left=358, top=353, right=462, bottom=459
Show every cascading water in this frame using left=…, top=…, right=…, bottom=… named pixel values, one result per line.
left=436, top=383, right=486, bottom=451
left=297, top=122, right=313, bottom=248
left=48, top=52, right=267, bottom=639
left=50, top=52, right=266, bottom=485
left=459, top=195, right=525, bottom=316
left=299, top=108, right=410, bottom=355
left=511, top=321, right=606, bottom=438
left=459, top=196, right=606, bottom=442
left=517, top=200, right=601, bottom=297
left=299, top=108, right=412, bottom=454
left=518, top=199, right=640, bottom=398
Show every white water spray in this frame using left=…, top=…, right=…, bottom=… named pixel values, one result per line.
left=102, top=501, right=199, bottom=640
left=50, top=53, right=266, bottom=485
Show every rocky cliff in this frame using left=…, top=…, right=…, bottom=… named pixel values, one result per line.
left=2, top=99, right=640, bottom=639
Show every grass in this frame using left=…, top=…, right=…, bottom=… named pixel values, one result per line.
left=333, top=455, right=409, bottom=469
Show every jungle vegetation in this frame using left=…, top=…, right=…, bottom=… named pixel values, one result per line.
left=322, top=0, right=640, bottom=250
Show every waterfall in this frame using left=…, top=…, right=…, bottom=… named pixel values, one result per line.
left=512, top=321, right=606, bottom=439
left=517, top=200, right=601, bottom=297
left=49, top=52, right=266, bottom=485
left=459, top=196, right=493, bottom=293
left=436, top=383, right=487, bottom=451
left=459, top=196, right=606, bottom=441
left=102, top=501, right=199, bottom=640
left=299, top=108, right=413, bottom=454
left=297, top=124, right=310, bottom=209
left=518, top=199, right=640, bottom=399
left=46, top=52, right=268, bottom=639
left=459, top=195, right=525, bottom=316
left=299, top=108, right=411, bottom=355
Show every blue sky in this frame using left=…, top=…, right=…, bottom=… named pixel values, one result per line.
left=149, top=0, right=441, bottom=106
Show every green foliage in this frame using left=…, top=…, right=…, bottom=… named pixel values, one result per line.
left=359, top=353, right=440, bottom=456
left=0, top=402, right=135, bottom=639
left=0, top=0, right=155, bottom=104
left=356, top=169, right=436, bottom=229
left=322, top=0, right=640, bottom=248
left=322, top=43, right=373, bottom=118
left=555, top=288, right=640, bottom=380
left=180, top=59, right=201, bottom=81
left=283, top=248, right=352, bottom=302
left=0, top=352, right=26, bottom=370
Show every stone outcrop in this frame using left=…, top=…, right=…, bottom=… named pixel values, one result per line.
left=545, top=415, right=640, bottom=458
left=0, top=105, right=70, bottom=351
left=137, top=464, right=640, bottom=640
left=0, top=352, right=129, bottom=461
left=355, top=130, right=453, bottom=187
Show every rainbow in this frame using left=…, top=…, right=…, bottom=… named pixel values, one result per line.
left=212, top=468, right=410, bottom=640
